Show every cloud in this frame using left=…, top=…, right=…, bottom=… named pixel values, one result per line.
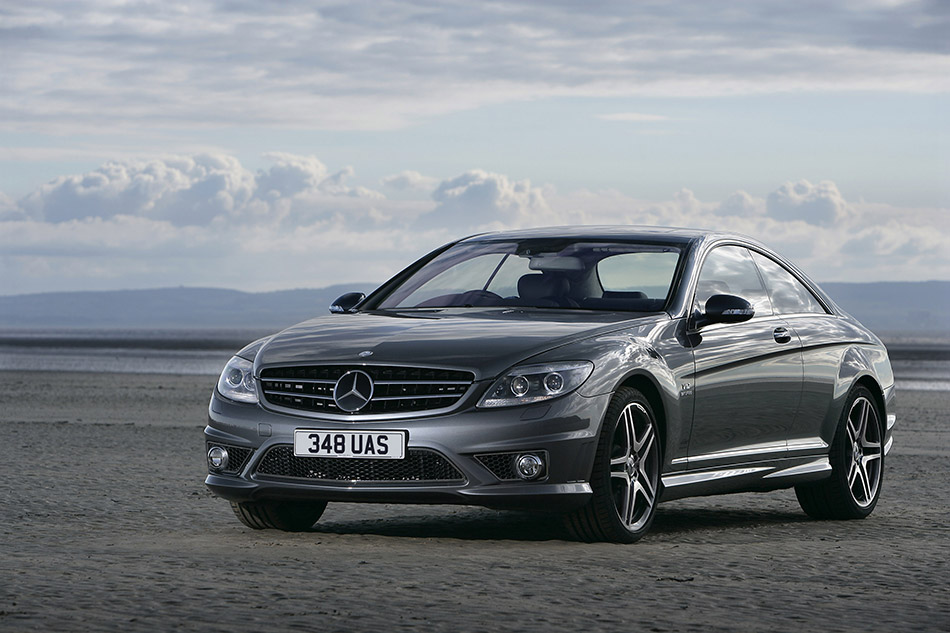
left=0, top=190, right=24, bottom=221
left=765, top=180, right=851, bottom=226
left=381, top=171, right=439, bottom=192
left=1, top=153, right=947, bottom=294
left=18, top=154, right=256, bottom=226
left=2, top=1, right=947, bottom=134
left=15, top=153, right=388, bottom=228
left=715, top=190, right=764, bottom=218
left=256, top=153, right=331, bottom=199
left=423, top=170, right=556, bottom=230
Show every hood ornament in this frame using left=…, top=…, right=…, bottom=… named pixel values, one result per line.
left=358, top=350, right=373, bottom=358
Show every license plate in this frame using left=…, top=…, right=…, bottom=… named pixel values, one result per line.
left=293, top=430, right=407, bottom=459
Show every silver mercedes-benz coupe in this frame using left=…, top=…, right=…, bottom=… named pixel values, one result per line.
left=205, top=226, right=895, bottom=542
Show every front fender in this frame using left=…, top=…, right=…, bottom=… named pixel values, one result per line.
left=529, top=317, right=693, bottom=470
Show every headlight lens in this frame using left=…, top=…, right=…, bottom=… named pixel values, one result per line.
left=478, top=361, right=593, bottom=408
left=216, top=356, right=258, bottom=403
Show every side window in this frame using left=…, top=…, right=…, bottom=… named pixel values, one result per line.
left=751, top=251, right=827, bottom=315
left=695, top=246, right=772, bottom=317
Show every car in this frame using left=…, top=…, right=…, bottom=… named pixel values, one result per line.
left=205, top=225, right=895, bottom=542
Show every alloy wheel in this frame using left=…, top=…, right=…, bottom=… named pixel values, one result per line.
left=846, top=396, right=882, bottom=508
left=609, top=402, right=660, bottom=532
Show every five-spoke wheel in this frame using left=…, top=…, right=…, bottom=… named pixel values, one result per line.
left=796, top=385, right=884, bottom=520
left=844, top=395, right=883, bottom=507
left=565, top=386, right=661, bottom=543
left=609, top=401, right=660, bottom=533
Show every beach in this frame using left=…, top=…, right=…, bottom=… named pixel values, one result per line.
left=1, top=370, right=948, bottom=632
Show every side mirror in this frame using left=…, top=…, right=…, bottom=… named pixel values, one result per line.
left=329, top=292, right=365, bottom=314
left=695, top=294, right=755, bottom=328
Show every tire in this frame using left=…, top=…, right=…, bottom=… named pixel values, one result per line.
left=796, top=385, right=884, bottom=520
left=230, top=500, right=328, bottom=531
left=565, top=387, right=662, bottom=543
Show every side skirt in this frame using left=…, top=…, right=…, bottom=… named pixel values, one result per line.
left=659, top=455, right=831, bottom=502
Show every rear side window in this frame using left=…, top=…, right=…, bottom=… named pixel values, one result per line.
left=695, top=245, right=773, bottom=317
left=751, top=252, right=827, bottom=315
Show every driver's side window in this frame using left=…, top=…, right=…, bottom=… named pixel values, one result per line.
left=696, top=246, right=773, bottom=318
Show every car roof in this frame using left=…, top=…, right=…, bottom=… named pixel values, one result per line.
left=460, top=225, right=749, bottom=246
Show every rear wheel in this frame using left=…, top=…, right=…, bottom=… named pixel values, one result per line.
left=230, top=500, right=328, bottom=531
left=565, top=387, right=661, bottom=543
left=796, top=386, right=884, bottom=519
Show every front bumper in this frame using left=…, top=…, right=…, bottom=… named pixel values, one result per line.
left=204, top=389, right=611, bottom=512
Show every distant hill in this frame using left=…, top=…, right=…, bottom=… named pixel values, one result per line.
left=0, top=281, right=946, bottom=335
left=821, top=281, right=949, bottom=336
left=0, top=285, right=374, bottom=330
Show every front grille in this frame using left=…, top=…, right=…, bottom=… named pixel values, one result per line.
left=254, top=445, right=466, bottom=483
left=207, top=442, right=253, bottom=475
left=259, top=365, right=475, bottom=416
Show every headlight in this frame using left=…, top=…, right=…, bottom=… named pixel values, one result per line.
left=478, top=361, right=593, bottom=408
left=216, top=356, right=258, bottom=404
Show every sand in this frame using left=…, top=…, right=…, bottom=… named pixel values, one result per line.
left=1, top=371, right=948, bottom=632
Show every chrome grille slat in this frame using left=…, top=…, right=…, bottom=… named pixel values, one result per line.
left=259, top=365, right=476, bottom=415
left=264, top=390, right=333, bottom=400
left=374, top=380, right=472, bottom=386
left=372, top=394, right=462, bottom=401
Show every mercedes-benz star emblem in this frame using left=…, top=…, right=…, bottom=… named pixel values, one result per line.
left=358, top=350, right=373, bottom=358
left=333, top=370, right=374, bottom=413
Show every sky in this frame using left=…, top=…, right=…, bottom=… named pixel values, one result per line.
left=1, top=0, right=948, bottom=295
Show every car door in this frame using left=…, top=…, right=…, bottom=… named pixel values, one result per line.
left=686, top=245, right=804, bottom=467
left=749, top=250, right=839, bottom=454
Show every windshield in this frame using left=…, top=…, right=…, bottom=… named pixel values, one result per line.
left=375, top=239, right=682, bottom=312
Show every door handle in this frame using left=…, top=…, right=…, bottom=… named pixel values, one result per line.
left=773, top=327, right=792, bottom=344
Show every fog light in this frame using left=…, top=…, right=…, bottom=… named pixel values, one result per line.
left=208, top=446, right=229, bottom=470
left=515, top=453, right=544, bottom=480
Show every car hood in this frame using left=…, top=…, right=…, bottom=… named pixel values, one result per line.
left=254, top=308, right=667, bottom=380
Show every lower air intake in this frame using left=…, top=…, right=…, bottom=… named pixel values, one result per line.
left=254, top=445, right=465, bottom=483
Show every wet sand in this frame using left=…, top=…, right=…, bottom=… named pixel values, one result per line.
left=1, top=371, right=948, bottom=632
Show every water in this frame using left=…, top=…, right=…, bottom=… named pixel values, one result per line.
left=0, top=329, right=268, bottom=376
left=1, top=329, right=948, bottom=390
left=891, top=360, right=950, bottom=392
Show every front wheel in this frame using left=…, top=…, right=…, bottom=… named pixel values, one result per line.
left=230, top=499, right=328, bottom=531
left=796, top=386, right=884, bottom=520
left=565, top=387, right=661, bottom=543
